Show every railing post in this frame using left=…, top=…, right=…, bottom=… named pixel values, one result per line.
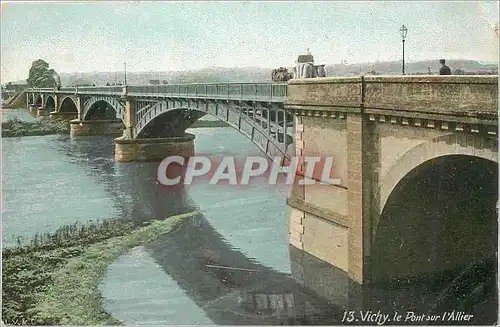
left=283, top=108, right=287, bottom=152
left=240, top=83, right=243, bottom=99
left=267, top=107, right=271, bottom=134
left=253, top=104, right=256, bottom=124
left=255, top=84, right=258, bottom=100
left=270, top=84, right=273, bottom=101
left=227, top=83, right=230, bottom=99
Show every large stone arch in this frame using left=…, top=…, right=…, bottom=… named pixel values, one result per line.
left=82, top=96, right=124, bottom=121
left=370, top=131, right=498, bottom=283
left=377, top=132, right=497, bottom=221
left=58, top=95, right=78, bottom=113
left=134, top=99, right=294, bottom=159
left=369, top=152, right=497, bottom=318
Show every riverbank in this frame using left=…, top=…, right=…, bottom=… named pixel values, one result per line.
left=2, top=210, right=200, bottom=325
left=1, top=117, right=69, bottom=137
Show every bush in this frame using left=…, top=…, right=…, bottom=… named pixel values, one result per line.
left=2, top=117, right=70, bottom=137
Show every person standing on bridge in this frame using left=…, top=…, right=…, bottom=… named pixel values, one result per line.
left=439, top=59, right=452, bottom=75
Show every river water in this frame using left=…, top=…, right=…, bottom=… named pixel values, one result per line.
left=2, top=109, right=336, bottom=324
left=2, top=109, right=497, bottom=325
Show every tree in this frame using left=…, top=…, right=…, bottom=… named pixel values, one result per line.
left=27, top=59, right=59, bottom=88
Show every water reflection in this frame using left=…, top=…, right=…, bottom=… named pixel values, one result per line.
left=102, top=214, right=342, bottom=325
left=2, top=134, right=118, bottom=246
left=4, top=118, right=497, bottom=324
left=54, top=134, right=198, bottom=224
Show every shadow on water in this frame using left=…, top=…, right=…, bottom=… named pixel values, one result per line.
left=57, top=135, right=342, bottom=324
left=47, top=135, right=497, bottom=325
left=54, top=135, right=198, bottom=223
left=144, top=213, right=342, bottom=325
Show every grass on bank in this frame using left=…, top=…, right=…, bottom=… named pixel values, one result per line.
left=2, top=210, right=200, bottom=325
left=1, top=117, right=69, bottom=137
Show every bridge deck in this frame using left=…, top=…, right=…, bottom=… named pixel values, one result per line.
left=27, top=76, right=498, bottom=120
left=29, top=83, right=288, bottom=103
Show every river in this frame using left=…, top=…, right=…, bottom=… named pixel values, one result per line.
left=2, top=109, right=497, bottom=325
left=2, top=109, right=337, bottom=324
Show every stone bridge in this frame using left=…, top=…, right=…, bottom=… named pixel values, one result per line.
left=27, top=76, right=498, bottom=289
left=284, top=75, right=498, bottom=287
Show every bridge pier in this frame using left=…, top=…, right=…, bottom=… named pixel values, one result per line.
left=70, top=119, right=124, bottom=137
left=28, top=104, right=39, bottom=113
left=50, top=111, right=78, bottom=121
left=114, top=133, right=195, bottom=162
left=285, top=76, right=498, bottom=287
left=37, top=107, right=50, bottom=116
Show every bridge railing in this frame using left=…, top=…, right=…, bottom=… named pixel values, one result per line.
left=26, top=86, right=122, bottom=94
left=27, top=83, right=288, bottom=101
left=26, top=88, right=54, bottom=92
left=127, top=83, right=287, bottom=101
left=58, top=87, right=76, bottom=92
left=27, top=87, right=77, bottom=93
left=77, top=86, right=123, bottom=94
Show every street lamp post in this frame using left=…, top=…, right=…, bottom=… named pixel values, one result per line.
left=400, top=25, right=408, bottom=75
left=124, top=62, right=127, bottom=85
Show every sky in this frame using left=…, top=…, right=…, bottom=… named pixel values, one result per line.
left=1, top=1, right=499, bottom=82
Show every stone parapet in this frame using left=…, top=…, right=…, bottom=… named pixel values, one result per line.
left=285, top=75, right=498, bottom=122
left=285, top=77, right=363, bottom=110
left=364, top=75, right=498, bottom=117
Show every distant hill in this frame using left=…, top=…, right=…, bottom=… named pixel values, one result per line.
left=9, top=59, right=498, bottom=86
left=58, top=67, right=273, bottom=86
left=324, top=59, right=498, bottom=76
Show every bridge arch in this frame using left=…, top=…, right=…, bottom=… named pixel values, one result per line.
left=58, top=95, right=78, bottom=114
left=44, top=95, right=55, bottom=110
left=134, top=99, right=294, bottom=159
left=370, top=151, right=497, bottom=315
left=82, top=97, right=124, bottom=121
left=370, top=132, right=498, bottom=292
left=82, top=96, right=124, bottom=121
left=377, top=132, right=497, bottom=215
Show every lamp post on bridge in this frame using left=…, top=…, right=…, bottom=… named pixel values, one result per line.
left=124, top=62, right=127, bottom=85
left=400, top=24, right=408, bottom=75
